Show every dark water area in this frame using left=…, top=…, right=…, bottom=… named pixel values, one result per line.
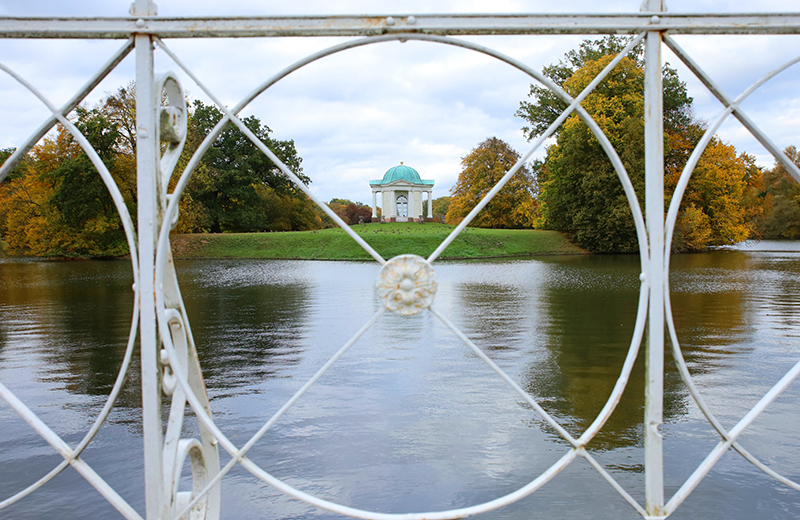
left=1, top=247, right=799, bottom=519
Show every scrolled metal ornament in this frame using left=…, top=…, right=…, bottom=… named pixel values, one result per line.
left=155, top=72, right=187, bottom=230
left=153, top=72, right=220, bottom=519
left=161, top=309, right=220, bottom=520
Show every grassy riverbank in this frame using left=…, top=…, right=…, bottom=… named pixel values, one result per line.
left=170, top=223, right=584, bottom=260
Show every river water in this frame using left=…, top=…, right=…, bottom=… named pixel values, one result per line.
left=1, top=247, right=799, bottom=519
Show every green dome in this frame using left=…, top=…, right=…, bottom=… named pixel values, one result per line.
left=381, top=164, right=422, bottom=184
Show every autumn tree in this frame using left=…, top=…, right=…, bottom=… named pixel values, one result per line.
left=519, top=36, right=753, bottom=252
left=445, top=137, right=538, bottom=229
left=517, top=36, right=692, bottom=143
left=0, top=85, right=325, bottom=257
left=326, top=198, right=373, bottom=225
left=0, top=148, right=56, bottom=255
left=0, top=106, right=132, bottom=257
left=665, top=134, right=757, bottom=251
left=750, top=146, right=800, bottom=239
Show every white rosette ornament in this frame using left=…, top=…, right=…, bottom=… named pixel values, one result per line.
left=376, top=254, right=438, bottom=316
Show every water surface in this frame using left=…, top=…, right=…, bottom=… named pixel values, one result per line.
left=1, top=248, right=799, bottom=519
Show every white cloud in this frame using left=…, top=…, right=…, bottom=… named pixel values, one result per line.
left=0, top=0, right=798, bottom=202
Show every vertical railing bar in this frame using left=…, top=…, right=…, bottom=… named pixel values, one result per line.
left=133, top=1, right=162, bottom=519
left=642, top=0, right=665, bottom=517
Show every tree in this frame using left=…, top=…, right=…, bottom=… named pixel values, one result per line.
left=750, top=146, right=800, bottom=239
left=0, top=157, right=57, bottom=255
left=516, top=36, right=692, bottom=142
left=326, top=198, right=373, bottom=225
left=535, top=53, right=647, bottom=252
left=666, top=135, right=755, bottom=251
left=519, top=37, right=753, bottom=252
left=0, top=86, right=327, bottom=256
left=0, top=108, right=132, bottom=257
left=445, top=137, right=538, bottom=229
left=432, top=196, right=451, bottom=223
left=101, top=81, right=137, bottom=154
left=186, top=100, right=313, bottom=233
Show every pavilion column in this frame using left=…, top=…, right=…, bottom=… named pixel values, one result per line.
left=390, top=189, right=396, bottom=221
left=427, top=190, right=433, bottom=219
left=371, top=190, right=378, bottom=218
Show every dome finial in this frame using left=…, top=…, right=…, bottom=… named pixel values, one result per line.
left=400, top=161, right=404, bottom=164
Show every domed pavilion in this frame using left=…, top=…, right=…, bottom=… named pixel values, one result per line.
left=369, top=163, right=434, bottom=222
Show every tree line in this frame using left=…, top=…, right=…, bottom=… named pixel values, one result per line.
left=2, top=38, right=799, bottom=257
left=0, top=84, right=352, bottom=257
left=445, top=36, right=799, bottom=253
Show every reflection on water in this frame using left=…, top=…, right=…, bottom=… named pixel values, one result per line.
left=178, top=261, right=313, bottom=390
left=524, top=255, right=651, bottom=451
left=1, top=251, right=800, bottom=519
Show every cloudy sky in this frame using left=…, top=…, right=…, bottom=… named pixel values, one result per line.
left=0, top=0, right=798, bottom=205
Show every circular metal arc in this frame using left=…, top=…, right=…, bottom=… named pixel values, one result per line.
left=661, top=44, right=800, bottom=498
left=152, top=31, right=656, bottom=519
left=0, top=61, right=141, bottom=518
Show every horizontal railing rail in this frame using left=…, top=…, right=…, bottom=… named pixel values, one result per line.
left=0, top=13, right=799, bottom=38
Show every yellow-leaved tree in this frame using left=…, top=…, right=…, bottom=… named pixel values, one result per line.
left=445, top=137, right=538, bottom=229
left=518, top=36, right=756, bottom=252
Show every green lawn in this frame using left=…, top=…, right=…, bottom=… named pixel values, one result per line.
left=170, top=223, right=585, bottom=260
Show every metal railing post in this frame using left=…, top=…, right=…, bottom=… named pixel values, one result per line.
left=642, top=0, right=666, bottom=517
left=133, top=1, right=163, bottom=519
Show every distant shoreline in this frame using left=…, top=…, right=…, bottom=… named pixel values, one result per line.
left=169, top=223, right=586, bottom=261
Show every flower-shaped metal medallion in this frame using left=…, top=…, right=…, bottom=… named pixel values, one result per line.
left=376, top=254, right=438, bottom=316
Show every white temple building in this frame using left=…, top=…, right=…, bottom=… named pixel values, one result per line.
left=369, top=163, right=434, bottom=222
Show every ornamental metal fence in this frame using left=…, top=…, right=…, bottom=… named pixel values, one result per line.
left=1, top=1, right=799, bottom=518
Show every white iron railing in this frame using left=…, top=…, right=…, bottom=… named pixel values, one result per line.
left=1, top=1, right=800, bottom=518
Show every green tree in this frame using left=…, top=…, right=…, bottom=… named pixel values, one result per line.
left=185, top=100, right=312, bottom=233
left=445, top=137, right=538, bottom=229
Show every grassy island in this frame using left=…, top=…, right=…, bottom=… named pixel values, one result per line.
left=170, top=223, right=585, bottom=260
